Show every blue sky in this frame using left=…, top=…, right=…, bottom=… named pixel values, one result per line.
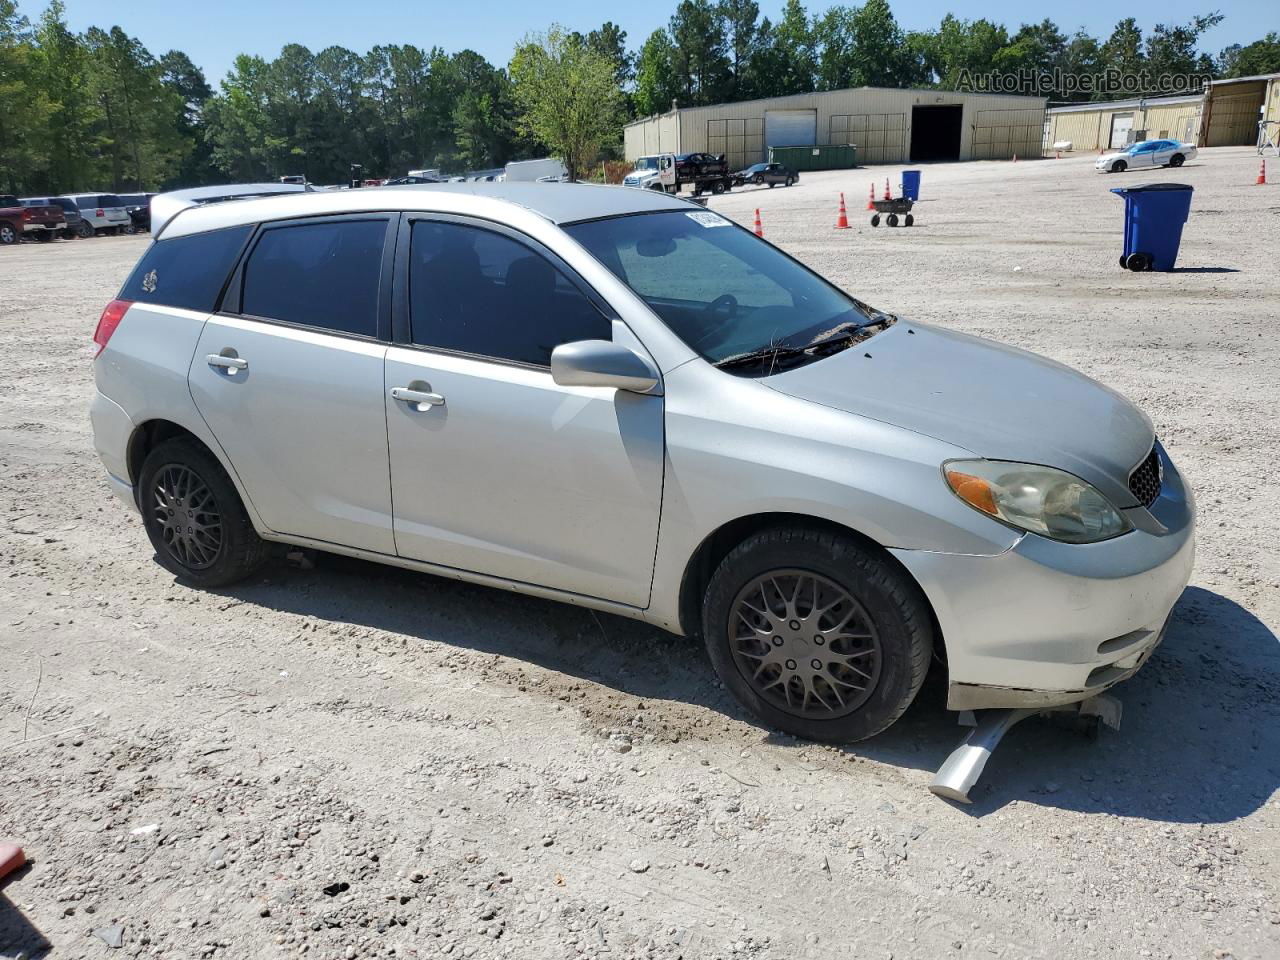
left=39, top=0, right=1265, bottom=88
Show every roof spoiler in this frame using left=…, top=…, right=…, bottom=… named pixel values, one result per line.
left=150, top=182, right=316, bottom=238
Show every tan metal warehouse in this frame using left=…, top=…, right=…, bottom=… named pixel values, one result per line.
left=624, top=87, right=1046, bottom=168
left=1045, top=73, right=1280, bottom=153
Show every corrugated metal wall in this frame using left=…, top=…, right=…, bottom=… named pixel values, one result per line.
left=1046, top=98, right=1203, bottom=152
left=623, top=88, right=1045, bottom=165
left=623, top=110, right=682, bottom=159
left=1204, top=82, right=1266, bottom=146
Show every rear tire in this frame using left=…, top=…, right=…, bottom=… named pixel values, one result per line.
left=886, top=213, right=899, bottom=227
left=711, top=180, right=726, bottom=195
left=1126, top=252, right=1153, bottom=272
left=138, top=438, right=267, bottom=588
left=904, top=214, right=914, bottom=227
left=1169, top=154, right=1185, bottom=167
left=870, top=214, right=880, bottom=226
left=701, top=527, right=933, bottom=743
left=785, top=176, right=794, bottom=187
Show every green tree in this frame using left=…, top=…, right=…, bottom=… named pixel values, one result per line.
left=816, top=0, right=919, bottom=91
left=1219, top=32, right=1280, bottom=77
left=31, top=0, right=92, bottom=192
left=771, top=0, right=817, bottom=93
left=510, top=26, right=623, bottom=180
left=915, top=15, right=1010, bottom=89
left=634, top=29, right=680, bottom=115
left=719, top=0, right=759, bottom=98
left=669, top=0, right=730, bottom=104
left=1146, top=12, right=1223, bottom=80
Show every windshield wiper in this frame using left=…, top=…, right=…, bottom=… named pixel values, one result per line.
left=713, top=344, right=812, bottom=372
left=804, top=315, right=896, bottom=356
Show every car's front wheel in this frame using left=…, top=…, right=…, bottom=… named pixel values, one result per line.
left=1113, top=160, right=1127, bottom=173
left=138, top=438, right=267, bottom=588
left=0, top=223, right=17, bottom=245
left=702, top=527, right=933, bottom=742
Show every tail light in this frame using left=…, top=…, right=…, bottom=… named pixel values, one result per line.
left=96, top=208, right=105, bottom=217
left=21, top=208, right=31, bottom=221
left=93, top=299, right=132, bottom=358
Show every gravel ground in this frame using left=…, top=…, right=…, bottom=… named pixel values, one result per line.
left=2, top=146, right=1278, bottom=960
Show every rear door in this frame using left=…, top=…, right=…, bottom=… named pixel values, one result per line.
left=189, top=214, right=398, bottom=554
left=383, top=215, right=664, bottom=605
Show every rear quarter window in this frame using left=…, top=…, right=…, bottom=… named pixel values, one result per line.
left=120, top=225, right=253, bottom=312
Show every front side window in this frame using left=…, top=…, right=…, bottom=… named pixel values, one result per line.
left=566, top=210, right=880, bottom=369
left=242, top=219, right=386, bottom=337
left=408, top=220, right=610, bottom=367
left=120, top=224, right=253, bottom=312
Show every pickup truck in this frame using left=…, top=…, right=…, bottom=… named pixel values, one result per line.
left=0, top=196, right=65, bottom=244
left=652, top=152, right=734, bottom=196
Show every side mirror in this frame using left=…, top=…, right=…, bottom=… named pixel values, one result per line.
left=551, top=340, right=660, bottom=394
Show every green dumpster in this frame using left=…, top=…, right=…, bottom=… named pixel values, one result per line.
left=767, top=143, right=857, bottom=171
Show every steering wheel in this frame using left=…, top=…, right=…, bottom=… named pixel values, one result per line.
left=692, top=294, right=740, bottom=348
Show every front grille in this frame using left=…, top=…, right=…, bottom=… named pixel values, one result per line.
left=1128, top=444, right=1162, bottom=508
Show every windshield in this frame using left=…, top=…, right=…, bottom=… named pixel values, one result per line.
left=565, top=210, right=880, bottom=369
left=634, top=157, right=659, bottom=171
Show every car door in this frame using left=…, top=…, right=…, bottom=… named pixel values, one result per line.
left=1152, top=140, right=1175, bottom=165
left=189, top=213, right=398, bottom=554
left=383, top=215, right=664, bottom=607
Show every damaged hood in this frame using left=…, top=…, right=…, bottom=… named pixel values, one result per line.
left=764, top=321, right=1154, bottom=508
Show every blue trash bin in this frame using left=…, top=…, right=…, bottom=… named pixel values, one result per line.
left=902, top=170, right=921, bottom=201
left=1111, top=182, right=1193, bottom=272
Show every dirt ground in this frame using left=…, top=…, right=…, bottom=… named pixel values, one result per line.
left=2, top=146, right=1278, bottom=960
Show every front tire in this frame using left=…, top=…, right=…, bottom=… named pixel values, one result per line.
left=0, top=223, right=17, bottom=245
left=1113, top=160, right=1127, bottom=173
left=76, top=221, right=94, bottom=238
left=138, top=438, right=267, bottom=588
left=702, top=527, right=933, bottom=743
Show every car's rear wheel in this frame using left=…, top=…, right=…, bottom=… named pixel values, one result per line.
left=702, top=527, right=933, bottom=742
left=785, top=176, right=794, bottom=187
left=1169, top=154, right=1185, bottom=167
left=753, top=174, right=764, bottom=185
left=138, top=438, right=267, bottom=588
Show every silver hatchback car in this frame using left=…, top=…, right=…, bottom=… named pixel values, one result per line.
left=90, top=183, right=1194, bottom=743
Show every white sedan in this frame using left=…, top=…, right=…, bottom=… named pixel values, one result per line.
left=1096, top=140, right=1196, bottom=173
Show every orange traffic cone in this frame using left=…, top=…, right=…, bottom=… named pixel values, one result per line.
left=835, top=193, right=850, bottom=229
left=753, top=208, right=763, bottom=237
left=866, top=182, right=875, bottom=210
left=883, top=178, right=891, bottom=201
left=1258, top=159, right=1268, bottom=185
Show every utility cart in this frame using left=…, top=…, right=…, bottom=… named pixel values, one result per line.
left=870, top=197, right=914, bottom=227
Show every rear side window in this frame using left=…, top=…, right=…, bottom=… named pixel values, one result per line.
left=241, top=219, right=386, bottom=338
left=120, top=225, right=252, bottom=312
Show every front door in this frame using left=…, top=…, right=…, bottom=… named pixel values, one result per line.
left=189, top=215, right=397, bottom=554
left=384, top=217, right=664, bottom=606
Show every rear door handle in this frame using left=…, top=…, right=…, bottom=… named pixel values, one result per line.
left=390, top=386, right=445, bottom=407
left=207, top=354, right=248, bottom=371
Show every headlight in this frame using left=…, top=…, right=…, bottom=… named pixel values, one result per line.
left=943, top=460, right=1132, bottom=544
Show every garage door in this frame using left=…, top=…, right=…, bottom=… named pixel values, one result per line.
left=1109, top=113, right=1134, bottom=149
left=765, top=110, right=817, bottom=150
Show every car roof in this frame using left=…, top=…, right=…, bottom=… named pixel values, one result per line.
left=156, top=181, right=694, bottom=240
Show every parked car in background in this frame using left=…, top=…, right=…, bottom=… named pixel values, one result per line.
left=1095, top=140, right=1196, bottom=173
left=0, top=196, right=25, bottom=245
left=383, top=175, right=442, bottom=185
left=60, top=193, right=130, bottom=236
left=3, top=197, right=65, bottom=242
left=27, top=196, right=85, bottom=239
left=119, top=193, right=154, bottom=233
left=732, top=162, right=798, bottom=188
left=90, top=182, right=1194, bottom=746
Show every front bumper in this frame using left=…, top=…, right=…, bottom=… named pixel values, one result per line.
left=891, top=450, right=1195, bottom=710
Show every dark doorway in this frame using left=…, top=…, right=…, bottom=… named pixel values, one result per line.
left=910, top=105, right=963, bottom=162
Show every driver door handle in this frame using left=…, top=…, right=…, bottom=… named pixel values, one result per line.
left=390, top=386, right=445, bottom=407
left=207, top=354, right=248, bottom=371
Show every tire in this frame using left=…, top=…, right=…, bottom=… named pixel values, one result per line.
left=1126, top=252, right=1153, bottom=272
left=785, top=176, right=794, bottom=187
left=123, top=223, right=136, bottom=235
left=1169, top=154, right=1184, bottom=167
left=904, top=214, right=914, bottom=227
left=35, top=230, right=54, bottom=242
left=768, top=181, right=776, bottom=188
left=870, top=214, right=880, bottom=227
left=702, top=527, right=934, bottom=742
left=138, top=438, right=267, bottom=588
left=886, top=213, right=899, bottom=227
left=753, top=174, right=764, bottom=186
left=1113, top=160, right=1127, bottom=173
left=711, top=180, right=726, bottom=195
left=1119, top=253, right=1130, bottom=268
left=0, top=223, right=17, bottom=245
left=62, top=229, right=78, bottom=240
left=76, top=221, right=94, bottom=238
